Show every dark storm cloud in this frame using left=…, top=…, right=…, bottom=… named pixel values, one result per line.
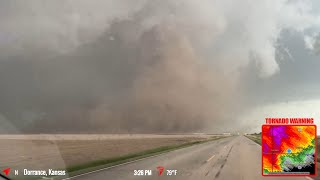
left=240, top=31, right=320, bottom=107
left=0, top=0, right=319, bottom=133
left=314, top=33, right=320, bottom=54
left=0, top=1, right=237, bottom=133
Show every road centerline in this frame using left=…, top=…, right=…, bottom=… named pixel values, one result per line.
left=206, top=154, right=215, bottom=162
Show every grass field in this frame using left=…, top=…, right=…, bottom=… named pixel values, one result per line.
left=0, top=134, right=224, bottom=179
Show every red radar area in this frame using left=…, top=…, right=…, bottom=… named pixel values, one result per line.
left=262, top=123, right=317, bottom=176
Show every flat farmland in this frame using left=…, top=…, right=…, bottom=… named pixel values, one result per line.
left=0, top=134, right=216, bottom=172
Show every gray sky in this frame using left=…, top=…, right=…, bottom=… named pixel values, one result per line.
left=0, top=0, right=319, bottom=133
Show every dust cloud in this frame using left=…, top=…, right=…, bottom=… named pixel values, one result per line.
left=0, top=0, right=318, bottom=133
left=89, top=24, right=237, bottom=133
left=31, top=18, right=238, bottom=133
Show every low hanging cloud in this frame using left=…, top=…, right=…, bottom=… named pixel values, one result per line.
left=310, top=33, right=320, bottom=54
left=0, top=0, right=319, bottom=133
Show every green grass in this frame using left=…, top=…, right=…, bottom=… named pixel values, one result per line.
left=10, top=136, right=226, bottom=180
left=245, top=134, right=261, bottom=145
left=67, top=140, right=202, bottom=172
left=61, top=136, right=226, bottom=178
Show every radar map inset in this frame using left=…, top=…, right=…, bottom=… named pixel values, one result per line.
left=262, top=125, right=317, bottom=176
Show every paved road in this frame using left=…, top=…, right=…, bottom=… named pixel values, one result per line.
left=72, top=136, right=311, bottom=180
